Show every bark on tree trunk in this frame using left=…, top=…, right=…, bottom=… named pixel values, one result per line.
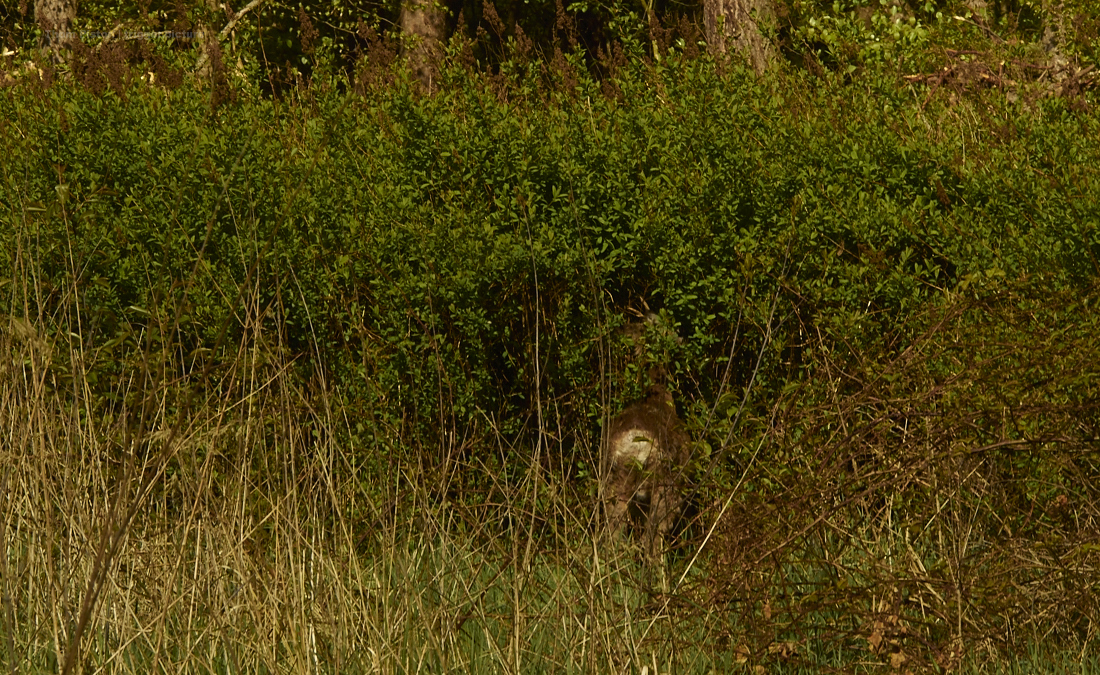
left=1041, top=0, right=1068, bottom=69
left=35, top=0, right=77, bottom=59
left=400, top=0, right=446, bottom=89
left=704, top=0, right=776, bottom=75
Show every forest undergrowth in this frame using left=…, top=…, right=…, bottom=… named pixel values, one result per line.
left=2, top=25, right=1100, bottom=672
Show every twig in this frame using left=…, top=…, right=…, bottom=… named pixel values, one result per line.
left=219, top=0, right=266, bottom=40
left=952, top=14, right=1005, bottom=43
left=194, top=0, right=266, bottom=72
left=93, top=23, right=124, bottom=51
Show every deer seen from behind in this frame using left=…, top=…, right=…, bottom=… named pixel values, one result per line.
left=601, top=310, right=691, bottom=565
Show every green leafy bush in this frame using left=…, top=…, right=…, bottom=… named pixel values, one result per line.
left=2, top=52, right=1099, bottom=667
left=3, top=55, right=1098, bottom=461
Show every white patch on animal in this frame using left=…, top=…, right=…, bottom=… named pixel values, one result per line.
left=612, top=428, right=656, bottom=464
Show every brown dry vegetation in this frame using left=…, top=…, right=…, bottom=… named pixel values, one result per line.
left=697, top=284, right=1100, bottom=670
left=2, top=25, right=1100, bottom=668
left=4, top=273, right=1097, bottom=673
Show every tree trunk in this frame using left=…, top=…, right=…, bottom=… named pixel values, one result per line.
left=1041, top=0, right=1068, bottom=69
left=704, top=0, right=776, bottom=75
left=400, top=0, right=446, bottom=89
left=35, top=0, right=77, bottom=59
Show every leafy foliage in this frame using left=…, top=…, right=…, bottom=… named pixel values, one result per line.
left=2, top=35, right=1099, bottom=669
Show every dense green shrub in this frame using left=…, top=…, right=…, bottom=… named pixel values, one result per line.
left=3, top=44, right=1099, bottom=670
left=3, top=58, right=1098, bottom=467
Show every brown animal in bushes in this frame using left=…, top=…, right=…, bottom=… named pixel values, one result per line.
left=601, top=312, right=690, bottom=561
